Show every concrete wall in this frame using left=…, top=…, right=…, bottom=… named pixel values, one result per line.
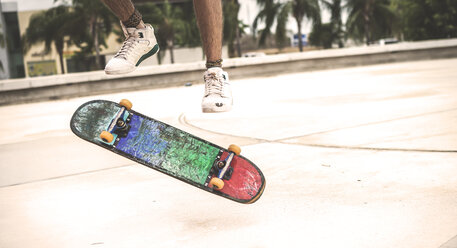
left=1, top=38, right=457, bottom=105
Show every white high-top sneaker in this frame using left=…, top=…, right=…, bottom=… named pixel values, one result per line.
left=105, top=23, right=159, bottom=75
left=202, top=67, right=233, bottom=113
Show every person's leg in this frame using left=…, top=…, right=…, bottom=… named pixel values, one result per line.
left=100, top=0, right=146, bottom=28
left=193, top=0, right=223, bottom=67
left=194, top=0, right=232, bottom=113
left=101, top=0, right=159, bottom=74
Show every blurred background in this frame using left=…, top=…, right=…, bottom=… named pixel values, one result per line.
left=0, top=0, right=456, bottom=80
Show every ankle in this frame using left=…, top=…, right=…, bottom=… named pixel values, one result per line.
left=136, top=21, right=146, bottom=29
left=122, top=8, right=143, bottom=28
left=206, top=59, right=223, bottom=69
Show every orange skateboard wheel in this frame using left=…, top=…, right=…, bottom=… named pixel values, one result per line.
left=100, top=131, right=114, bottom=143
left=228, top=144, right=241, bottom=156
left=119, top=99, right=133, bottom=110
left=209, top=177, right=224, bottom=190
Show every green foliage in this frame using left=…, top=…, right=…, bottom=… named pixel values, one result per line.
left=22, top=1, right=116, bottom=72
left=0, top=23, right=4, bottom=72
left=224, top=0, right=248, bottom=57
left=138, top=0, right=199, bottom=64
left=392, top=0, right=457, bottom=41
left=17, top=0, right=457, bottom=75
left=345, top=0, right=396, bottom=45
left=308, top=23, right=334, bottom=48
left=22, top=5, right=78, bottom=73
left=223, top=0, right=239, bottom=57
left=253, top=0, right=283, bottom=47
left=70, top=0, right=117, bottom=69
left=254, top=0, right=321, bottom=51
left=275, top=2, right=292, bottom=49
left=320, top=0, right=344, bottom=48
left=292, top=0, right=321, bottom=26
left=291, top=0, right=321, bottom=51
left=0, top=23, right=4, bottom=48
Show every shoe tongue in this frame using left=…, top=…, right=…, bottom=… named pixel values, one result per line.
left=207, top=67, right=223, bottom=75
left=126, top=27, right=139, bottom=37
left=122, top=26, right=143, bottom=39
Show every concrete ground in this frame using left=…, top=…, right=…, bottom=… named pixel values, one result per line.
left=0, top=58, right=456, bottom=248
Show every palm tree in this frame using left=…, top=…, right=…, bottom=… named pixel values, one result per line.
left=291, top=0, right=321, bottom=51
left=0, top=23, right=5, bottom=73
left=390, top=0, right=457, bottom=41
left=71, top=0, right=116, bottom=70
left=224, top=0, right=247, bottom=57
left=308, top=22, right=334, bottom=48
left=139, top=0, right=187, bottom=64
left=275, top=1, right=292, bottom=49
left=22, top=6, right=75, bottom=74
left=253, top=0, right=283, bottom=47
left=345, top=0, right=396, bottom=45
left=254, top=0, right=321, bottom=51
left=321, top=0, right=344, bottom=47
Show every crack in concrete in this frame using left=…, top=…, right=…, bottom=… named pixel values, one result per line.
left=179, top=112, right=457, bottom=154
left=0, top=164, right=134, bottom=189
left=276, top=108, right=457, bottom=142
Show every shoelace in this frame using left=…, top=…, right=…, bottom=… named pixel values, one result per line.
left=114, top=35, right=137, bottom=60
left=204, top=72, right=225, bottom=97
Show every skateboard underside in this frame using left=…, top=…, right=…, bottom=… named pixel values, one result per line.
left=70, top=100, right=265, bottom=203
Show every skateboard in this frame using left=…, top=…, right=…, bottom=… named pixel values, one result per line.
left=70, top=99, right=265, bottom=204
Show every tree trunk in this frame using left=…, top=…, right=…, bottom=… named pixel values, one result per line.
left=296, top=17, right=304, bottom=52
left=364, top=1, right=372, bottom=45
left=58, top=50, right=65, bottom=74
left=94, top=24, right=101, bottom=69
left=364, top=18, right=370, bottom=45
left=168, top=39, right=175, bottom=64
left=337, top=20, right=344, bottom=48
left=234, top=0, right=242, bottom=57
left=55, top=40, right=65, bottom=74
left=91, top=16, right=102, bottom=70
left=235, top=21, right=242, bottom=57
left=157, top=51, right=162, bottom=65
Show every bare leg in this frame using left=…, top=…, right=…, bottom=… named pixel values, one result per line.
left=100, top=0, right=145, bottom=28
left=195, top=1, right=231, bottom=112
left=102, top=0, right=159, bottom=74
left=193, top=0, right=223, bottom=67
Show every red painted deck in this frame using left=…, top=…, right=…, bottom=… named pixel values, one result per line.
left=218, top=152, right=264, bottom=201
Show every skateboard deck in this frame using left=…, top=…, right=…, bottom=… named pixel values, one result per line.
left=70, top=100, right=265, bottom=204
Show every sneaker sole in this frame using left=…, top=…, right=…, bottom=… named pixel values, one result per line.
left=105, top=66, right=136, bottom=75
left=202, top=106, right=232, bottom=113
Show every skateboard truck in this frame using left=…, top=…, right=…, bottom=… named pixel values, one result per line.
left=209, top=144, right=241, bottom=190
left=100, top=99, right=133, bottom=144
left=112, top=117, right=131, bottom=138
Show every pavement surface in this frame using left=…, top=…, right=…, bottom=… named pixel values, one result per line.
left=1, top=58, right=457, bottom=248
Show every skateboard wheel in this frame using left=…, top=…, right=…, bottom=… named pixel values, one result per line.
left=228, top=144, right=241, bottom=156
left=119, top=99, right=133, bottom=110
left=209, top=177, right=224, bottom=190
left=100, top=131, right=114, bottom=143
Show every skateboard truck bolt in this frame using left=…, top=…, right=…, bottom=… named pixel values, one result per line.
left=216, top=161, right=226, bottom=169
left=116, top=119, right=126, bottom=128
